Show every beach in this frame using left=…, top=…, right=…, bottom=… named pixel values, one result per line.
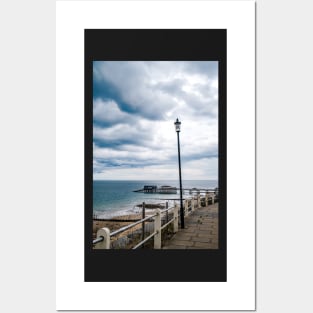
left=93, top=213, right=141, bottom=237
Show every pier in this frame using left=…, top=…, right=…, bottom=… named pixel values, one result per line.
left=133, top=185, right=177, bottom=194
left=133, top=185, right=218, bottom=195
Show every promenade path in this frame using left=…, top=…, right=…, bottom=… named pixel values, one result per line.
left=162, top=202, right=218, bottom=249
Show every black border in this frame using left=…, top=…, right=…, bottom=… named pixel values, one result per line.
left=85, top=29, right=227, bottom=282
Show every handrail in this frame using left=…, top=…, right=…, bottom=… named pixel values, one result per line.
left=161, top=206, right=174, bottom=213
left=93, top=236, right=104, bottom=245
left=161, top=218, right=175, bottom=231
left=132, top=231, right=158, bottom=249
left=110, top=213, right=157, bottom=237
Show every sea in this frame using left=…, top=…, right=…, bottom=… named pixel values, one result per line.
left=93, top=180, right=218, bottom=218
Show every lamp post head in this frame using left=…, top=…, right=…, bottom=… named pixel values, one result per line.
left=174, top=118, right=181, bottom=132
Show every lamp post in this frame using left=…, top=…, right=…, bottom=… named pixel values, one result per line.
left=174, top=118, right=184, bottom=229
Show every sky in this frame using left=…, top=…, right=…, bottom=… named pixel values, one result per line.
left=93, top=61, right=218, bottom=181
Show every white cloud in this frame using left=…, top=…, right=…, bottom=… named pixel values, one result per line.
left=93, top=98, right=132, bottom=124
left=94, top=61, right=218, bottom=120
left=93, top=157, right=218, bottom=181
left=93, top=61, right=219, bottom=180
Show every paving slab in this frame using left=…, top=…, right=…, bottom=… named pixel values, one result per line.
left=162, top=202, right=219, bottom=250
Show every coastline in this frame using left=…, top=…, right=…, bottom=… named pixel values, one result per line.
left=93, top=180, right=218, bottom=218
left=93, top=206, right=164, bottom=239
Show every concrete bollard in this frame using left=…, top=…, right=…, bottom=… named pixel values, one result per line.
left=154, top=209, right=161, bottom=249
left=95, top=227, right=110, bottom=249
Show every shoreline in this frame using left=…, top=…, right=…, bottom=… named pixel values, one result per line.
left=93, top=205, right=168, bottom=239
left=93, top=201, right=171, bottom=219
left=93, top=180, right=218, bottom=219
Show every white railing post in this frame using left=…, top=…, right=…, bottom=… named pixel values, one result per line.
left=205, top=192, right=209, bottom=207
left=197, top=194, right=200, bottom=208
left=173, top=204, right=178, bottom=233
left=212, top=194, right=215, bottom=204
left=184, top=199, right=188, bottom=216
left=154, top=209, right=161, bottom=249
left=95, top=227, right=110, bottom=249
left=191, top=197, right=195, bottom=212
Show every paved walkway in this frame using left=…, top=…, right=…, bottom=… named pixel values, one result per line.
left=162, top=203, right=218, bottom=249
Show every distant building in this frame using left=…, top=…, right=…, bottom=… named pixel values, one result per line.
left=143, top=185, right=157, bottom=193
left=157, top=185, right=177, bottom=194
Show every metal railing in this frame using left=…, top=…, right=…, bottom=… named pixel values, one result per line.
left=93, top=191, right=217, bottom=249
left=110, top=214, right=157, bottom=237
left=93, top=206, right=177, bottom=249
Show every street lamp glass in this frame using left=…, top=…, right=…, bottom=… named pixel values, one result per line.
left=174, top=118, right=181, bottom=132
